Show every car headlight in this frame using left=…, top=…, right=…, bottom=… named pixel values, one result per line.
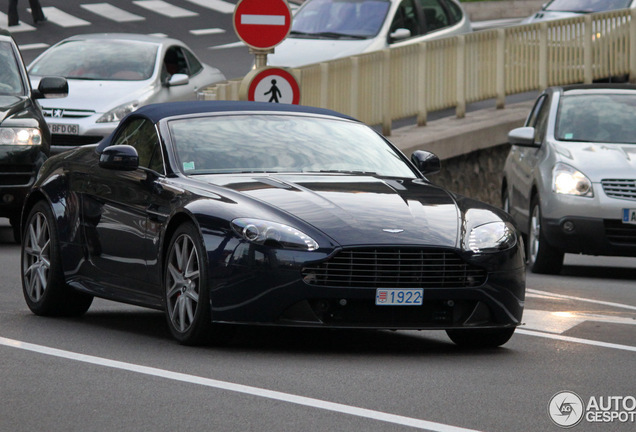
left=552, top=163, right=593, bottom=197
left=0, top=127, right=43, bottom=145
left=231, top=218, right=319, bottom=251
left=467, top=221, right=516, bottom=253
left=96, top=100, right=140, bottom=123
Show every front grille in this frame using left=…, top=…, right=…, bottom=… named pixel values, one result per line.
left=43, top=108, right=95, bottom=118
left=602, top=179, right=636, bottom=201
left=51, top=134, right=103, bottom=147
left=604, top=220, right=636, bottom=245
left=302, top=248, right=487, bottom=288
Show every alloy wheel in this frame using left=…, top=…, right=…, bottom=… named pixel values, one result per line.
left=166, top=233, right=201, bottom=334
left=22, top=212, right=51, bottom=303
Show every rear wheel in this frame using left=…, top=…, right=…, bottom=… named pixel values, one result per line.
left=527, top=196, right=563, bottom=274
left=21, top=201, right=93, bottom=316
left=446, top=327, right=516, bottom=348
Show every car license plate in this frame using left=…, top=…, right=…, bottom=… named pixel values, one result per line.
left=50, top=124, right=79, bottom=135
left=623, top=208, right=636, bottom=225
left=375, top=288, right=423, bottom=306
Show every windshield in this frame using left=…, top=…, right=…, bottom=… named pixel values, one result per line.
left=545, top=0, right=632, bottom=13
left=0, top=41, right=25, bottom=95
left=29, top=39, right=158, bottom=81
left=291, top=0, right=391, bottom=39
left=169, top=114, right=417, bottom=177
left=556, top=93, right=636, bottom=143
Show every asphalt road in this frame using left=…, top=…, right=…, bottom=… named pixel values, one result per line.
left=1, top=218, right=635, bottom=432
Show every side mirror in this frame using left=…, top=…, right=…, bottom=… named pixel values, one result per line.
left=508, top=126, right=538, bottom=147
left=34, top=76, right=68, bottom=99
left=389, top=28, right=411, bottom=43
left=166, top=73, right=189, bottom=87
left=99, top=145, right=139, bottom=171
left=411, top=150, right=441, bottom=175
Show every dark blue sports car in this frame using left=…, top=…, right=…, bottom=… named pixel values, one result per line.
left=20, top=101, right=525, bottom=347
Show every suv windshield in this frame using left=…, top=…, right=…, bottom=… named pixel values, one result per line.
left=545, top=0, right=632, bottom=13
left=292, top=0, right=391, bottom=39
left=556, top=93, right=636, bottom=143
left=29, top=39, right=158, bottom=81
left=169, top=114, right=417, bottom=177
left=0, top=41, right=24, bottom=95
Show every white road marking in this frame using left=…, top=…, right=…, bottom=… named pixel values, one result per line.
left=81, top=3, right=145, bottom=22
left=19, top=43, right=49, bottom=51
left=517, top=329, right=636, bottom=352
left=133, top=0, right=198, bottom=18
left=0, top=13, right=35, bottom=31
left=0, top=336, right=482, bottom=432
left=527, top=288, right=636, bottom=311
left=523, top=309, right=636, bottom=334
left=190, top=28, right=225, bottom=36
left=41, top=7, right=91, bottom=27
left=185, top=0, right=236, bottom=14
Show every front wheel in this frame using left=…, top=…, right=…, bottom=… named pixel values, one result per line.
left=446, top=327, right=516, bottom=348
left=527, top=196, right=563, bottom=274
left=21, top=201, right=93, bottom=316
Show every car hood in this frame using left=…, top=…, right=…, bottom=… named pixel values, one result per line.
left=30, top=78, right=156, bottom=113
left=522, top=11, right=581, bottom=23
left=0, top=95, right=27, bottom=122
left=203, top=174, right=461, bottom=247
left=267, top=38, right=378, bottom=68
left=554, top=141, right=636, bottom=180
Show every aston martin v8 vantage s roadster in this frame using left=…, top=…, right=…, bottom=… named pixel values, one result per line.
left=21, top=101, right=525, bottom=347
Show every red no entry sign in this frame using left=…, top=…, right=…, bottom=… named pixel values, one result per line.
left=233, top=0, right=292, bottom=50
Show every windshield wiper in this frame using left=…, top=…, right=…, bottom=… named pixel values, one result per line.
left=310, top=170, right=379, bottom=175
left=289, top=30, right=367, bottom=40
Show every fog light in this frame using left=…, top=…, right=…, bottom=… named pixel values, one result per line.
left=3, top=194, right=14, bottom=204
left=562, top=220, right=575, bottom=233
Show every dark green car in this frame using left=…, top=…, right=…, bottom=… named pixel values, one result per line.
left=0, top=29, right=67, bottom=242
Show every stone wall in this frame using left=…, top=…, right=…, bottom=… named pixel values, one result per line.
left=427, top=143, right=511, bottom=208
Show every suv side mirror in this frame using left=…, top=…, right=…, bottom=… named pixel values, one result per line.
left=411, top=150, right=441, bottom=175
left=508, top=126, right=539, bottom=147
left=34, top=76, right=69, bottom=99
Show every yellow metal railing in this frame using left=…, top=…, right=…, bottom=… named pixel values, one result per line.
left=201, top=9, right=636, bottom=135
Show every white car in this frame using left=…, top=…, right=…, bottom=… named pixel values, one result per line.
left=28, top=33, right=226, bottom=153
left=522, top=0, right=636, bottom=24
left=267, top=0, right=472, bottom=68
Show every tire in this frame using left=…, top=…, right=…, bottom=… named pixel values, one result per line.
left=21, top=201, right=93, bottom=316
left=446, top=327, right=516, bottom=348
left=502, top=187, right=510, bottom=214
left=527, top=196, right=563, bottom=274
left=164, top=222, right=233, bottom=345
left=10, top=216, right=21, bottom=244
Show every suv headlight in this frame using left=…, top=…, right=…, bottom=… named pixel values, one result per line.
left=552, top=163, right=593, bottom=197
left=466, top=221, right=516, bottom=253
left=96, top=101, right=140, bottom=123
left=0, top=127, right=43, bottom=145
left=231, top=218, right=319, bottom=251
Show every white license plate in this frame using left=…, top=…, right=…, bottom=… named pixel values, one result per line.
left=623, top=208, right=636, bottom=225
left=50, top=124, right=79, bottom=135
left=375, top=288, right=423, bottom=306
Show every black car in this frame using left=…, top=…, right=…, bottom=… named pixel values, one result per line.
left=21, top=101, right=526, bottom=347
left=0, top=29, right=67, bottom=242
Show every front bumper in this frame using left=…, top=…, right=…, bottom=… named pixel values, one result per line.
left=543, top=216, right=636, bottom=256
left=0, top=145, right=46, bottom=220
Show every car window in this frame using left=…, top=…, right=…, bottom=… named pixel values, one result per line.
left=183, top=48, right=203, bottom=75
left=556, top=93, right=636, bottom=144
left=533, top=96, right=551, bottom=145
left=291, top=0, right=391, bottom=38
left=112, top=118, right=165, bottom=174
left=390, top=0, right=422, bottom=41
left=420, top=0, right=451, bottom=33
left=28, top=39, right=158, bottom=81
left=169, top=114, right=417, bottom=178
left=526, top=94, right=547, bottom=128
left=0, top=41, right=25, bottom=95
left=162, top=46, right=190, bottom=82
left=544, top=0, right=632, bottom=13
left=443, top=0, right=463, bottom=25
